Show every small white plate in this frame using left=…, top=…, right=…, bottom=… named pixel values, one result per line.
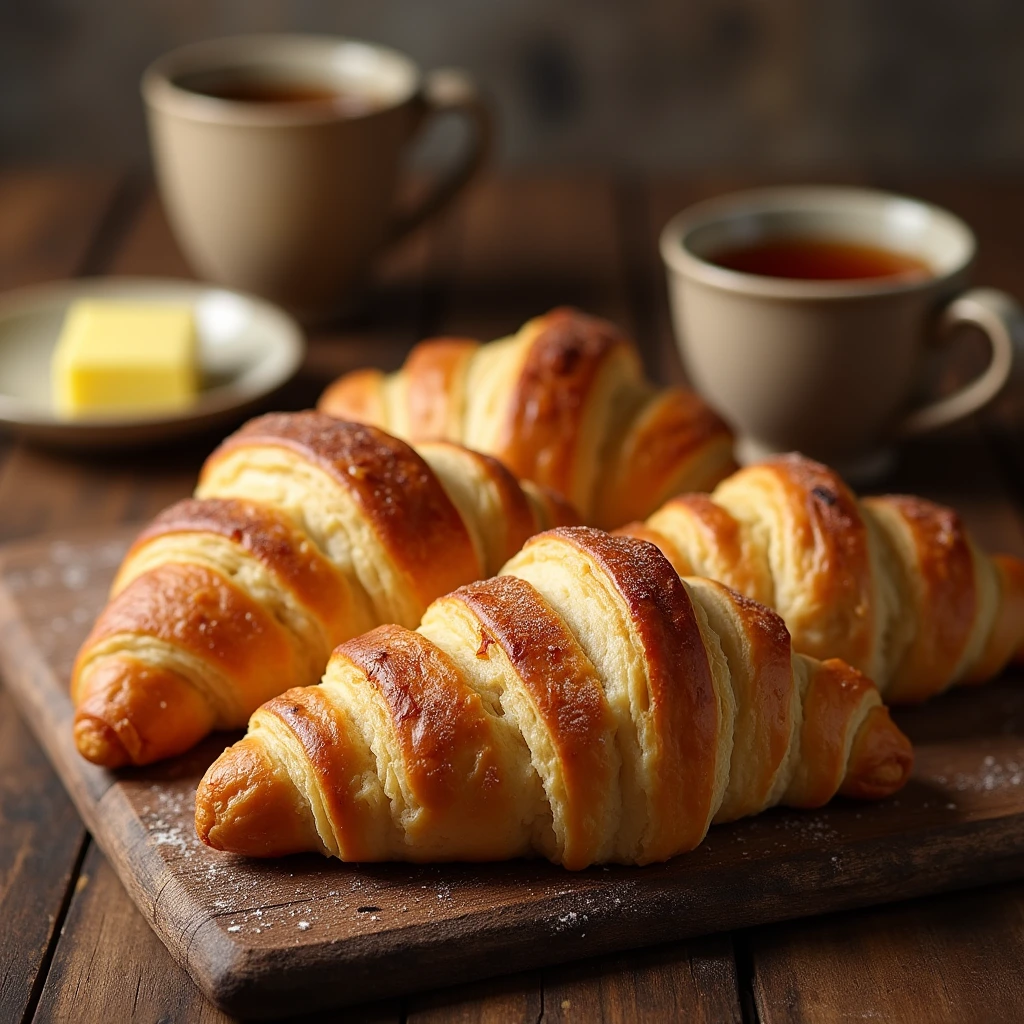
left=0, top=277, right=305, bottom=449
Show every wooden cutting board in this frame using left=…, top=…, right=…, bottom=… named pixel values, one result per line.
left=2, top=528, right=1024, bottom=1019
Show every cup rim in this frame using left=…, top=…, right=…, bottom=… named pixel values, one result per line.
left=660, top=185, right=977, bottom=300
left=141, top=33, right=422, bottom=127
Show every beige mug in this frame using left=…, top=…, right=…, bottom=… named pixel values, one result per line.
left=661, top=186, right=1021, bottom=479
left=143, top=35, right=492, bottom=322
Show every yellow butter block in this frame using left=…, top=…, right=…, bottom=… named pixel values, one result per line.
left=52, top=300, right=199, bottom=418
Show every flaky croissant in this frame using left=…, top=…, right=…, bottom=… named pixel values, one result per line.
left=196, top=527, right=911, bottom=868
left=620, top=453, right=1024, bottom=703
left=71, top=412, right=577, bottom=768
left=317, top=307, right=736, bottom=527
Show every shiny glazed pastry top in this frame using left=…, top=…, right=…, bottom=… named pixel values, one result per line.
left=71, top=411, right=578, bottom=768
left=620, top=453, right=1024, bottom=702
left=195, top=528, right=912, bottom=868
left=317, top=307, right=736, bottom=528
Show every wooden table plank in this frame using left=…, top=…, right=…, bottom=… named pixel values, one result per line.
left=749, top=881, right=1024, bottom=1024
left=0, top=169, right=125, bottom=1024
left=0, top=443, right=200, bottom=545
left=102, top=189, right=193, bottom=280
left=0, top=683, right=86, bottom=1024
left=434, top=174, right=635, bottom=341
left=542, top=937, right=743, bottom=1024
left=405, top=942, right=742, bottom=1024
left=0, top=171, right=124, bottom=290
left=406, top=974, right=542, bottom=1024
left=32, top=844, right=229, bottom=1024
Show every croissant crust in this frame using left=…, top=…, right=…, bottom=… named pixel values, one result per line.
left=72, top=411, right=580, bottom=767
left=196, top=527, right=912, bottom=868
left=318, top=307, right=735, bottom=526
left=621, top=453, right=1024, bottom=701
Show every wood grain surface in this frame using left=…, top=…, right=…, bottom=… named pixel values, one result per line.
left=749, top=880, right=1024, bottom=1024
left=0, top=169, right=125, bottom=1024
left=2, top=171, right=1024, bottom=1022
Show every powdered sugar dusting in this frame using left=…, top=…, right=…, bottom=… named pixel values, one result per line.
left=932, top=752, right=1024, bottom=793
left=1, top=534, right=132, bottom=668
left=139, top=785, right=202, bottom=861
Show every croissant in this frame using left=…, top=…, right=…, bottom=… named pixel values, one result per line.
left=195, top=527, right=912, bottom=868
left=619, top=453, right=1024, bottom=703
left=317, top=307, right=736, bottom=527
left=71, top=411, right=578, bottom=769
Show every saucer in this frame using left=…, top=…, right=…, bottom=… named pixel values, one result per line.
left=0, top=277, right=305, bottom=449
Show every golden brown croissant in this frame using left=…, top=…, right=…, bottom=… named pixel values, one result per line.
left=619, top=453, right=1024, bottom=703
left=195, top=527, right=912, bottom=868
left=71, top=412, right=578, bottom=769
left=317, top=307, right=736, bottom=527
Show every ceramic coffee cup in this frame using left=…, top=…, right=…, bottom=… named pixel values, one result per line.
left=143, top=35, right=492, bottom=322
left=661, top=186, right=1021, bottom=479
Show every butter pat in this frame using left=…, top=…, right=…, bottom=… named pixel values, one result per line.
left=52, top=301, right=199, bottom=418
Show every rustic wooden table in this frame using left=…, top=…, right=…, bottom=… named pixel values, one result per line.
left=2, top=170, right=1024, bottom=1024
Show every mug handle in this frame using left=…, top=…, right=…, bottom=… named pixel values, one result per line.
left=897, top=287, right=1020, bottom=437
left=386, top=68, right=493, bottom=244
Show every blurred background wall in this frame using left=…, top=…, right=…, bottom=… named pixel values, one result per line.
left=3, top=0, right=1024, bottom=172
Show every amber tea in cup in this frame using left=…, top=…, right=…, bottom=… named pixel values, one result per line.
left=709, top=238, right=933, bottom=282
left=180, top=73, right=386, bottom=116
